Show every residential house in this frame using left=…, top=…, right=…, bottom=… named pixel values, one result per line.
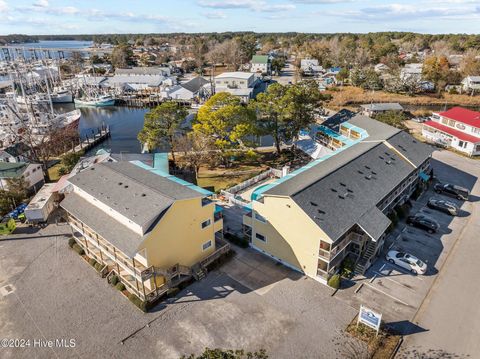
left=115, top=67, right=171, bottom=77
left=360, top=103, right=404, bottom=117
left=214, top=72, right=258, bottom=102
left=243, top=114, right=433, bottom=283
left=0, top=142, right=30, bottom=163
left=422, top=107, right=480, bottom=156
left=300, top=59, right=324, bottom=76
left=61, top=161, right=228, bottom=303
left=250, top=55, right=271, bottom=75
left=0, top=162, right=44, bottom=192
left=461, top=76, right=480, bottom=93
left=400, top=63, right=423, bottom=81
left=165, top=76, right=210, bottom=101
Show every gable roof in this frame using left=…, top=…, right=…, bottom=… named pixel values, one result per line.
left=181, top=76, right=209, bottom=93
left=215, top=72, right=253, bottom=80
left=67, top=161, right=201, bottom=228
left=291, top=143, right=413, bottom=242
left=438, top=107, right=480, bottom=128
left=0, top=162, right=27, bottom=178
left=361, top=103, right=404, bottom=112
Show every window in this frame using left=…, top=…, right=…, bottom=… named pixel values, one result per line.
left=201, top=219, right=211, bottom=229
left=472, top=127, right=480, bottom=134
left=459, top=141, right=465, bottom=148
left=448, top=120, right=456, bottom=127
left=254, top=213, right=266, bottom=223
left=255, top=232, right=266, bottom=242
left=202, top=240, right=212, bottom=251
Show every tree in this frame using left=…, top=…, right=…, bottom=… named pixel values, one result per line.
left=58, top=152, right=81, bottom=176
left=0, top=177, right=28, bottom=215
left=174, top=132, right=217, bottom=182
left=110, top=44, right=134, bottom=68
left=271, top=57, right=286, bottom=75
left=194, top=92, right=255, bottom=156
left=181, top=348, right=268, bottom=359
left=237, top=34, right=257, bottom=63
left=249, top=83, right=289, bottom=155
left=374, top=111, right=407, bottom=129
left=138, top=101, right=188, bottom=165
left=282, top=80, right=323, bottom=142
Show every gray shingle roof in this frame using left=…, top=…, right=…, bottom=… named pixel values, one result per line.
left=387, top=131, right=434, bottom=167
left=357, top=207, right=391, bottom=241
left=291, top=143, right=413, bottom=241
left=61, top=192, right=144, bottom=257
left=67, top=161, right=201, bottom=227
left=181, top=76, right=209, bottom=93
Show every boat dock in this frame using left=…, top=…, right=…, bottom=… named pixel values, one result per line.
left=67, top=126, right=111, bottom=155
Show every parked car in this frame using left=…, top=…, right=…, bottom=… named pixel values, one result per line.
left=386, top=250, right=427, bottom=274
left=427, top=198, right=459, bottom=216
left=434, top=183, right=469, bottom=201
left=406, top=213, right=439, bottom=233
left=412, top=117, right=427, bottom=123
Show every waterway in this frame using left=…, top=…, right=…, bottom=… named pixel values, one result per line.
left=2, top=40, right=94, bottom=61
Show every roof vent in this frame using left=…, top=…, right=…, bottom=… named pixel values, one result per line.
left=365, top=175, right=372, bottom=180
left=386, top=160, right=392, bottom=165
left=347, top=188, right=353, bottom=193
left=124, top=185, right=129, bottom=188
left=118, top=182, right=123, bottom=185
left=338, top=194, right=346, bottom=199
left=331, top=188, right=338, bottom=192
left=379, top=156, right=384, bottom=160
left=141, top=193, right=146, bottom=197
left=357, top=170, right=364, bottom=175
left=339, top=182, right=346, bottom=187
left=365, top=166, right=371, bottom=170
left=90, top=167, right=95, bottom=170
left=310, top=201, right=318, bottom=206
left=317, top=209, right=326, bottom=215
left=371, top=171, right=377, bottom=175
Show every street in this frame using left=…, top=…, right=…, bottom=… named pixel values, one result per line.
left=399, top=150, right=480, bottom=358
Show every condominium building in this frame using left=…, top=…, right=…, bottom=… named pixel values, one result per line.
left=61, top=161, right=227, bottom=303
left=243, top=114, right=433, bottom=283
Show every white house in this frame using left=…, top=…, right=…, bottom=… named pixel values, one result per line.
left=0, top=162, right=44, bottom=192
left=462, top=76, right=480, bottom=93
left=250, top=55, right=271, bottom=74
left=400, top=63, right=423, bottom=81
left=422, top=107, right=480, bottom=156
left=214, top=72, right=257, bottom=103
left=300, top=59, right=324, bottom=76
left=164, top=77, right=210, bottom=101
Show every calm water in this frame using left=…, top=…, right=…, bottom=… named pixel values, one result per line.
left=2, top=40, right=94, bottom=61
left=56, top=104, right=148, bottom=154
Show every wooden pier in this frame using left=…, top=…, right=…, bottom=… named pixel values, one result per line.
left=67, top=126, right=111, bottom=155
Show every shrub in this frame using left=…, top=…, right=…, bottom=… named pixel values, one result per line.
left=88, top=258, right=97, bottom=266
left=111, top=275, right=119, bottom=286
left=244, top=149, right=260, bottom=162
left=115, top=282, right=126, bottom=291
left=340, top=258, right=355, bottom=278
left=68, top=237, right=76, bottom=248
left=328, top=274, right=341, bottom=289
left=72, top=243, right=85, bottom=255
left=94, top=262, right=103, bottom=271
left=128, top=293, right=147, bottom=312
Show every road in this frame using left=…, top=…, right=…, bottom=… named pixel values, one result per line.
left=399, top=151, right=480, bottom=358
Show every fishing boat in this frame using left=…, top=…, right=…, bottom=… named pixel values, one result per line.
left=51, top=87, right=74, bottom=103
left=74, top=95, right=115, bottom=107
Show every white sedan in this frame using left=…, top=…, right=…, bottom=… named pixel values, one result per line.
left=385, top=250, right=427, bottom=275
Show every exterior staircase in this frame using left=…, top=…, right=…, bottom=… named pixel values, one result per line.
left=354, top=240, right=378, bottom=275
left=192, top=264, right=207, bottom=281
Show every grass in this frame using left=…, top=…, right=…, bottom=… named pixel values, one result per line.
left=325, top=85, right=480, bottom=110
left=195, top=149, right=311, bottom=192
left=47, top=162, right=63, bottom=182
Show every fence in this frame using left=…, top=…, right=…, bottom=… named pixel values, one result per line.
left=225, top=168, right=282, bottom=195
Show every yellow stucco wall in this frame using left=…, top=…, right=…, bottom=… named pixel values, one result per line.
left=138, top=198, right=218, bottom=271
left=248, top=196, right=331, bottom=278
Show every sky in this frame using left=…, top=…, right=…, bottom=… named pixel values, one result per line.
left=0, top=0, right=480, bottom=35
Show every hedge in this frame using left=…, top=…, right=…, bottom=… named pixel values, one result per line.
left=111, top=275, right=119, bottom=286
left=68, top=237, right=76, bottom=248
left=128, top=293, right=147, bottom=312
left=115, top=282, right=126, bottom=291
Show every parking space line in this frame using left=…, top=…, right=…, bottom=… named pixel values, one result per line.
left=364, top=282, right=411, bottom=307
left=372, top=271, right=419, bottom=293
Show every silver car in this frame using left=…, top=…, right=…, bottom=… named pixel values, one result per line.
left=386, top=250, right=427, bottom=275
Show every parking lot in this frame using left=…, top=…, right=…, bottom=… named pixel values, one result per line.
left=335, top=150, right=479, bottom=334
left=0, top=223, right=358, bottom=359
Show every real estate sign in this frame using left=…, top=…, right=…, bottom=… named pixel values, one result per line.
left=358, top=305, right=382, bottom=333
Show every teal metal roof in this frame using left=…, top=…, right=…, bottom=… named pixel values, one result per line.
left=251, top=120, right=370, bottom=201
left=129, top=160, right=213, bottom=196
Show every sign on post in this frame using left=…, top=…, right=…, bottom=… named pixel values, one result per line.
left=357, top=305, right=382, bottom=335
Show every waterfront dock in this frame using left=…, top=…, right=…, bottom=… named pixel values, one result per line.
left=67, top=126, right=111, bottom=155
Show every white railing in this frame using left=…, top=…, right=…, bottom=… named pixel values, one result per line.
left=225, top=168, right=281, bottom=195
